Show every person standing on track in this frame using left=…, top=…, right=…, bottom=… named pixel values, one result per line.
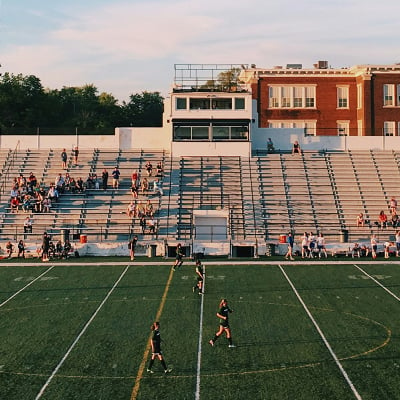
left=209, top=299, right=235, bottom=348
left=146, top=321, right=172, bottom=374
left=192, top=259, right=204, bottom=294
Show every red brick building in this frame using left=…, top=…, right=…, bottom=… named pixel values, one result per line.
left=240, top=63, right=400, bottom=136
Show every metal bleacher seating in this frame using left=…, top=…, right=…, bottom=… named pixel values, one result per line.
left=1, top=148, right=400, bottom=249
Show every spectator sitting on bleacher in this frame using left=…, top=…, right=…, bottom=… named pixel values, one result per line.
left=22, top=195, right=32, bottom=213
left=356, top=213, right=365, bottom=227
left=145, top=199, right=154, bottom=217
left=136, top=201, right=145, bottom=218
left=47, top=184, right=59, bottom=203
left=148, top=216, right=157, bottom=234
left=55, top=240, right=63, bottom=259
left=64, top=173, right=72, bottom=191
left=360, top=244, right=369, bottom=257
left=63, top=239, right=72, bottom=258
left=153, top=179, right=163, bottom=197
left=351, top=243, right=361, bottom=258
left=6, top=241, right=13, bottom=258
left=127, top=201, right=136, bottom=218
left=145, top=160, right=153, bottom=176
left=28, top=172, right=37, bottom=188
left=131, top=170, right=139, bottom=187
left=140, top=215, right=146, bottom=234
left=68, top=176, right=76, bottom=193
left=377, top=210, right=388, bottom=229
left=391, top=211, right=399, bottom=228
left=141, top=177, right=149, bottom=194
left=390, top=197, right=397, bottom=214
left=10, top=185, right=19, bottom=200
left=267, top=138, right=275, bottom=153
left=23, top=216, right=33, bottom=235
left=42, top=197, right=52, bottom=213
left=76, top=177, right=84, bottom=193
left=17, top=173, right=27, bottom=188
left=10, top=196, right=20, bottom=213
left=55, top=173, right=65, bottom=193
left=156, top=162, right=164, bottom=177
left=131, top=182, right=139, bottom=199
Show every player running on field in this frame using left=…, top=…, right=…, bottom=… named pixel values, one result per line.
left=172, top=243, right=184, bottom=271
left=209, top=298, right=235, bottom=348
left=192, top=259, right=204, bottom=294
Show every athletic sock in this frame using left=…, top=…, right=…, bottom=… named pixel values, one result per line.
left=161, top=359, right=167, bottom=370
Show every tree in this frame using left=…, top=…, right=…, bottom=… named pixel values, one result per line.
left=122, top=91, right=164, bottom=127
left=201, top=67, right=242, bottom=91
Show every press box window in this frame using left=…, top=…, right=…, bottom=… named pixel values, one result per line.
left=234, top=98, right=245, bottom=109
left=176, top=98, right=187, bottom=110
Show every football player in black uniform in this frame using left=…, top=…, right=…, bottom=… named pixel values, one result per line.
left=209, top=299, right=235, bottom=347
left=147, top=321, right=172, bottom=374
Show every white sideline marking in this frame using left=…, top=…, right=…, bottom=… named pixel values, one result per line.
left=195, top=265, right=206, bottom=400
left=0, top=266, right=55, bottom=309
left=278, top=265, right=362, bottom=400
left=353, top=265, right=400, bottom=302
left=35, top=265, right=130, bottom=400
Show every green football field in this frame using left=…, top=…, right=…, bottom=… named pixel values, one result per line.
left=1, top=260, right=400, bottom=400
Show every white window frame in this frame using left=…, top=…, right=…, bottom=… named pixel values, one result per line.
left=268, top=120, right=316, bottom=135
left=383, top=84, right=394, bottom=106
left=268, top=86, right=316, bottom=109
left=384, top=121, right=395, bottom=136
left=337, top=121, right=349, bottom=136
left=337, top=86, right=349, bottom=109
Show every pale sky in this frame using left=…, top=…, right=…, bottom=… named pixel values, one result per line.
left=1, top=0, right=399, bottom=103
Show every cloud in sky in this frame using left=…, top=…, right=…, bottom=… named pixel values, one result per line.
left=1, top=0, right=400, bottom=102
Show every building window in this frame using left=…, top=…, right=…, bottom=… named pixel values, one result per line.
left=337, top=121, right=349, bottom=136
left=268, top=120, right=316, bottom=135
left=269, top=87, right=279, bottom=108
left=234, top=98, right=245, bottom=109
left=176, top=98, right=187, bottom=110
left=268, top=86, right=316, bottom=108
left=398, top=85, right=400, bottom=106
left=384, top=121, right=395, bottom=136
left=337, top=86, right=349, bottom=108
left=383, top=84, right=394, bottom=106
left=305, top=87, right=315, bottom=108
left=293, top=87, right=303, bottom=108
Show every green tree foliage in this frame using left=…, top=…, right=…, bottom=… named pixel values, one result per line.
left=121, top=91, right=164, bottom=127
left=202, top=67, right=242, bottom=91
left=0, top=72, right=164, bottom=130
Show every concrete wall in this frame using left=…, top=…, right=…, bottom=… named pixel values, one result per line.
left=171, top=140, right=251, bottom=156
left=2, top=126, right=400, bottom=153
left=0, top=132, right=120, bottom=150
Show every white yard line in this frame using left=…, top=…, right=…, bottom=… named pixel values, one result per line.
left=0, top=266, right=55, bottom=308
left=278, top=265, right=362, bottom=400
left=353, top=264, right=400, bottom=302
left=195, top=265, right=206, bottom=400
left=35, top=265, right=130, bottom=400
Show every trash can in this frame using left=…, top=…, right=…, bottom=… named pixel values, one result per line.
left=340, top=229, right=348, bottom=243
left=147, top=244, right=157, bottom=258
left=80, top=234, right=88, bottom=244
left=61, top=228, right=70, bottom=244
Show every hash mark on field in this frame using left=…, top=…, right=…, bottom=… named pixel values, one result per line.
left=181, top=276, right=189, bottom=280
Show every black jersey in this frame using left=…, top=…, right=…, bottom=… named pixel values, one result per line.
left=218, top=305, right=232, bottom=327
left=151, top=329, right=162, bottom=353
